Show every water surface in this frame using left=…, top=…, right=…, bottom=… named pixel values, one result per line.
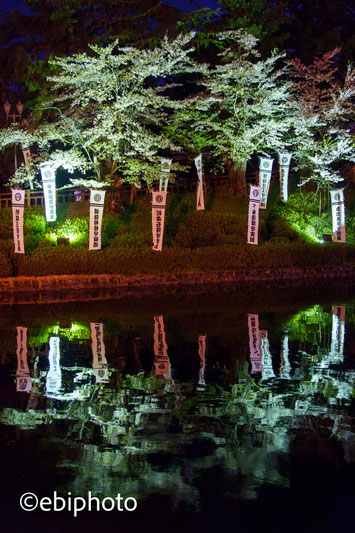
left=0, top=285, right=354, bottom=532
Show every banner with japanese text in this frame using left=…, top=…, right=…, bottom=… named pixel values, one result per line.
left=278, top=153, right=291, bottom=202
left=330, top=189, right=346, bottom=242
left=247, top=186, right=261, bottom=245
left=195, top=154, right=205, bottom=210
left=198, top=335, right=207, bottom=386
left=91, top=322, right=109, bottom=383
left=260, top=330, right=275, bottom=381
left=40, top=166, right=56, bottom=222
left=153, top=315, right=170, bottom=377
left=331, top=305, right=345, bottom=360
left=152, top=191, right=167, bottom=251
left=89, top=190, right=105, bottom=250
left=248, top=314, right=262, bottom=373
left=280, top=335, right=291, bottom=379
left=16, top=326, right=31, bottom=392
left=12, top=189, right=25, bottom=254
left=258, top=157, right=273, bottom=209
left=46, top=337, right=61, bottom=394
left=159, top=158, right=172, bottom=192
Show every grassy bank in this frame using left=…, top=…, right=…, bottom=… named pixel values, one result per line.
left=0, top=189, right=354, bottom=278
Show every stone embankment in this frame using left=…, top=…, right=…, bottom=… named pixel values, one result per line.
left=0, top=265, right=353, bottom=305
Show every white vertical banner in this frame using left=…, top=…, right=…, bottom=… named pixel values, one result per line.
left=247, top=186, right=261, bottom=245
left=330, top=305, right=345, bottom=359
left=258, top=157, right=273, bottom=209
left=198, top=335, right=207, bottom=386
left=280, top=335, right=291, bottom=379
left=16, top=326, right=31, bottom=392
left=248, top=314, right=262, bottom=373
left=153, top=315, right=170, bottom=377
left=89, top=190, right=106, bottom=250
left=40, top=165, right=56, bottom=222
left=260, top=330, right=275, bottom=381
left=195, top=155, right=205, bottom=211
left=152, top=191, right=167, bottom=251
left=12, top=189, right=25, bottom=254
left=46, top=337, right=61, bottom=394
left=330, top=189, right=346, bottom=243
left=159, top=158, right=172, bottom=192
left=91, top=322, right=109, bottom=383
left=278, top=153, right=291, bottom=202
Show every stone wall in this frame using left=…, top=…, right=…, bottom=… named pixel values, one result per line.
left=0, top=266, right=353, bottom=305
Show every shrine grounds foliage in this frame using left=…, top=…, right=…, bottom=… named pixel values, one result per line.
left=0, top=188, right=354, bottom=278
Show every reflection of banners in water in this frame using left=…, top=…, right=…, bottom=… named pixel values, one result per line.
left=90, top=322, right=109, bottom=383
left=89, top=190, right=105, bottom=250
left=152, top=191, right=167, bottom=251
left=198, top=335, right=207, bottom=385
left=248, top=314, right=262, bottom=373
left=159, top=158, right=172, bottom=192
left=331, top=305, right=345, bottom=358
left=46, top=337, right=61, bottom=393
left=16, top=326, right=29, bottom=374
left=93, top=368, right=109, bottom=384
left=153, top=315, right=170, bottom=377
left=260, top=330, right=275, bottom=380
left=194, top=154, right=205, bottom=211
left=258, top=157, right=273, bottom=209
left=12, top=190, right=25, bottom=254
left=16, top=375, right=32, bottom=393
left=278, top=153, right=291, bottom=202
left=330, top=189, right=346, bottom=243
left=40, top=165, right=56, bottom=222
left=247, top=186, right=261, bottom=245
left=280, top=334, right=291, bottom=379
left=16, top=326, right=31, bottom=392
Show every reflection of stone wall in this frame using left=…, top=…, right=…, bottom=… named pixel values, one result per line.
left=0, top=266, right=354, bottom=304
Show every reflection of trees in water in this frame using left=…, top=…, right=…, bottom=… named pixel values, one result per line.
left=0, top=302, right=353, bottom=502
left=0, top=351, right=352, bottom=502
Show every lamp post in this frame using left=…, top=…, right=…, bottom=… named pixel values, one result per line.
left=3, top=99, right=23, bottom=171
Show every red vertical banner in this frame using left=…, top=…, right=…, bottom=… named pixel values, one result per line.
left=152, top=191, right=167, bottom=251
left=248, top=314, right=262, bottom=373
left=153, top=315, right=170, bottom=377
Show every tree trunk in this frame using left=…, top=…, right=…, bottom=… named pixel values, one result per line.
left=227, top=159, right=247, bottom=197
left=130, top=184, right=137, bottom=205
left=111, top=174, right=125, bottom=214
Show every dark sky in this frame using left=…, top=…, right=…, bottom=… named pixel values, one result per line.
left=0, top=0, right=222, bottom=13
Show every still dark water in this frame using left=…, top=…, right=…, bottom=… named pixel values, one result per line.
left=0, top=284, right=354, bottom=533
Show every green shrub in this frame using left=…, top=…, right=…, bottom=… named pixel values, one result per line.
left=173, top=212, right=247, bottom=249
left=0, top=251, right=12, bottom=277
